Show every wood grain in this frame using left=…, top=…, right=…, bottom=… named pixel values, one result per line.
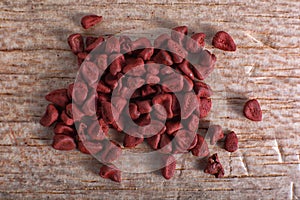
left=0, top=0, right=299, bottom=199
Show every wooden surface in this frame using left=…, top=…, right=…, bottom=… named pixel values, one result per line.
left=0, top=0, right=299, bottom=199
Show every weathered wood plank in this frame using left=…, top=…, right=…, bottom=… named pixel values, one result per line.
left=0, top=0, right=299, bottom=199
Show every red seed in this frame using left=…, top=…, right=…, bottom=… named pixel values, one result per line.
left=136, top=100, right=152, bottom=114
left=161, top=74, right=183, bottom=94
left=85, top=36, right=104, bottom=52
left=152, top=94, right=173, bottom=119
left=99, top=118, right=109, bottom=135
left=134, top=113, right=151, bottom=127
left=224, top=131, right=238, bottom=152
left=87, top=120, right=107, bottom=141
left=96, top=54, right=108, bottom=72
left=191, top=134, right=209, bottom=157
left=78, top=141, right=103, bottom=154
left=138, top=48, right=154, bottom=61
left=188, top=134, right=198, bottom=150
left=165, top=120, right=183, bottom=135
left=68, top=33, right=84, bottom=54
left=243, top=99, right=262, bottom=121
left=123, top=58, right=144, bottom=74
left=145, top=62, right=160, bottom=75
left=72, top=102, right=85, bottom=122
left=60, top=110, right=74, bottom=126
left=174, top=130, right=196, bottom=153
left=159, top=134, right=173, bottom=154
left=85, top=36, right=98, bottom=47
left=65, top=103, right=73, bottom=118
left=177, top=60, right=194, bottom=80
left=166, top=39, right=188, bottom=61
left=207, top=125, right=224, bottom=145
left=130, top=37, right=152, bottom=49
left=109, top=54, right=125, bottom=76
left=105, top=36, right=120, bottom=54
left=141, top=84, right=158, bottom=97
left=138, top=120, right=166, bottom=138
left=212, top=31, right=236, bottom=51
left=198, top=97, right=212, bottom=118
left=54, top=122, right=74, bottom=136
left=191, top=50, right=216, bottom=80
left=126, top=76, right=145, bottom=90
left=77, top=141, right=90, bottom=154
left=40, top=104, right=59, bottom=127
left=99, top=140, right=122, bottom=163
left=99, top=165, right=121, bottom=182
left=72, top=81, right=88, bottom=105
left=171, top=94, right=180, bottom=117
left=147, top=134, right=161, bottom=150
left=154, top=33, right=171, bottom=48
left=77, top=122, right=87, bottom=142
left=80, top=61, right=100, bottom=85
left=52, top=134, right=76, bottom=151
left=126, top=64, right=146, bottom=77
left=101, top=101, right=114, bottom=125
left=104, top=73, right=120, bottom=89
left=45, top=88, right=69, bottom=108
left=171, top=26, right=188, bottom=45
left=77, top=52, right=90, bottom=60
left=119, top=35, right=132, bottom=53
left=145, top=74, right=160, bottom=84
left=185, top=33, right=206, bottom=53
left=181, top=92, right=199, bottom=119
left=123, top=134, right=144, bottom=148
left=112, top=97, right=127, bottom=113
left=204, top=153, right=224, bottom=178
left=96, top=81, right=111, bottom=94
left=152, top=50, right=173, bottom=66
left=184, top=114, right=199, bottom=132
left=182, top=75, right=194, bottom=92
left=161, top=154, right=176, bottom=180
left=81, top=15, right=103, bottom=29
left=67, top=83, right=74, bottom=100
left=194, top=81, right=213, bottom=98
left=129, top=103, right=140, bottom=120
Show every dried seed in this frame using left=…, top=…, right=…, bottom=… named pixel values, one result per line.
left=123, top=134, right=144, bottom=148
left=198, top=98, right=212, bottom=118
left=81, top=15, right=102, bottom=29
left=191, top=134, right=209, bottom=157
left=60, top=110, right=74, bottom=126
left=85, top=36, right=104, bottom=52
left=161, top=154, right=176, bottom=180
left=243, top=99, right=262, bottom=121
left=171, top=26, right=188, bottom=45
left=40, top=104, right=59, bottom=127
left=159, top=134, right=173, bottom=154
left=147, top=134, right=161, bottom=150
left=224, top=131, right=238, bottom=152
left=52, top=134, right=76, bottom=151
left=207, top=125, right=224, bottom=145
left=152, top=94, right=173, bottom=119
left=212, top=31, right=236, bottom=51
left=45, top=88, right=69, bottom=108
left=99, top=165, right=121, bottom=182
left=204, top=153, right=224, bottom=178
left=68, top=33, right=84, bottom=54
left=54, top=122, right=74, bottom=136
left=185, top=33, right=206, bottom=53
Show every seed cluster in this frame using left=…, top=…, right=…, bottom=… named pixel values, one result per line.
left=40, top=15, right=262, bottom=182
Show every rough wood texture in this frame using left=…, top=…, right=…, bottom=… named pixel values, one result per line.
left=0, top=0, right=299, bottom=199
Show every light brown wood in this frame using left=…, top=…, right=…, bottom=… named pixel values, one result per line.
left=0, top=0, right=299, bottom=199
